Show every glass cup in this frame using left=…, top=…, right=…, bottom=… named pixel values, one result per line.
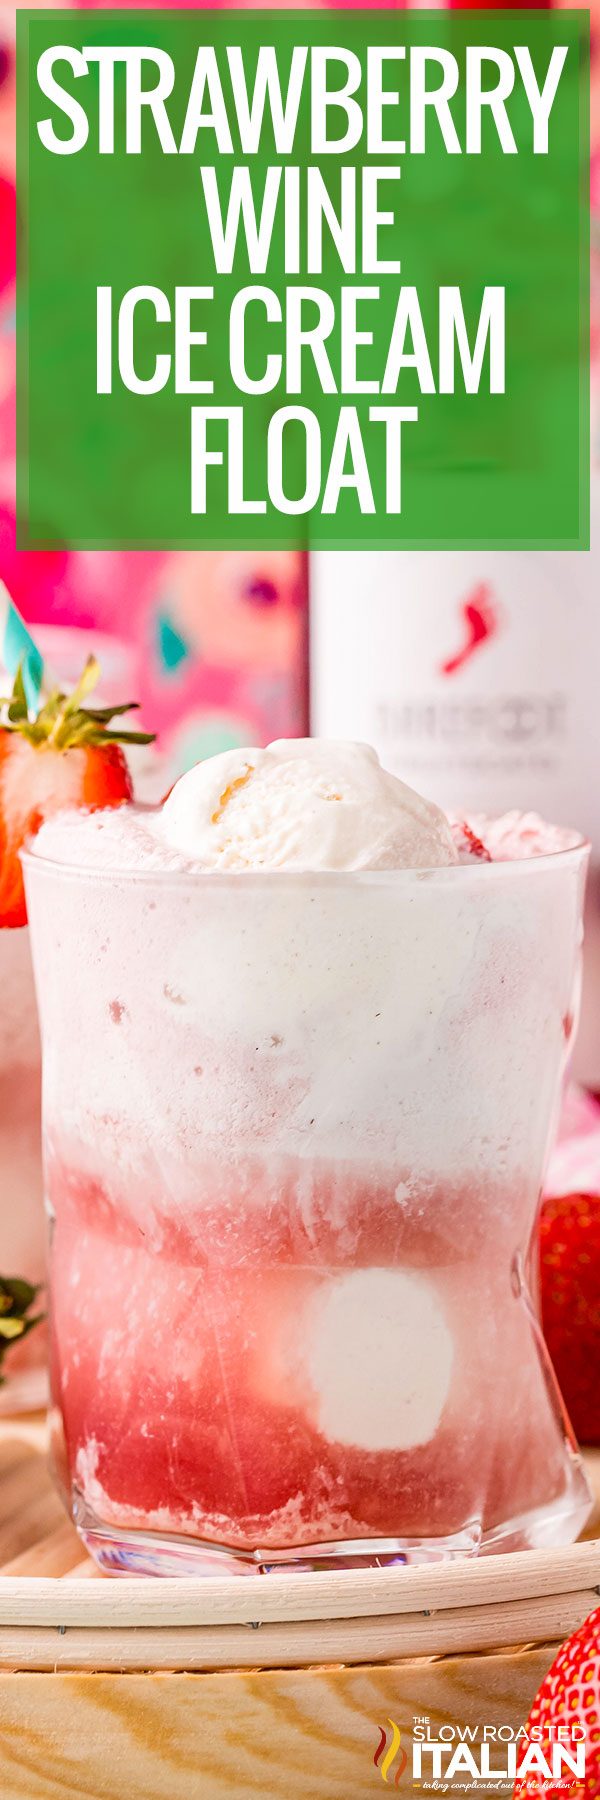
left=0, top=627, right=163, bottom=1413
left=23, top=837, right=592, bottom=1573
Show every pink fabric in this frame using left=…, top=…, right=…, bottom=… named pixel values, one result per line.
left=0, top=177, right=14, bottom=296
left=545, top=1086, right=600, bottom=1200
left=0, top=4, right=308, bottom=765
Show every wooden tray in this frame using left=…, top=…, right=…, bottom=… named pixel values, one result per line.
left=0, top=1418, right=599, bottom=1800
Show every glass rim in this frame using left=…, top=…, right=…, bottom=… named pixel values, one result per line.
left=20, top=834, right=590, bottom=888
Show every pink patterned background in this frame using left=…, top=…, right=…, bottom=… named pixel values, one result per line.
left=1, top=1, right=598, bottom=766
left=0, top=0, right=311, bottom=765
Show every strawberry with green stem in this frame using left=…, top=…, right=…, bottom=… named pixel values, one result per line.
left=0, top=1277, right=45, bottom=1384
left=0, top=656, right=154, bottom=927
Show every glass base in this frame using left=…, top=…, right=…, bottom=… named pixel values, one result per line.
left=72, top=1477, right=592, bottom=1578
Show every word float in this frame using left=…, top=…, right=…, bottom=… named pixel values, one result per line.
left=190, top=403, right=418, bottom=518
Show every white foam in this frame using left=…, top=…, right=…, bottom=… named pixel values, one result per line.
left=30, top=796, right=583, bottom=882
left=466, top=811, right=585, bottom=861
left=29, top=804, right=187, bottom=875
left=23, top=752, right=586, bottom=1195
left=31, top=740, right=460, bottom=876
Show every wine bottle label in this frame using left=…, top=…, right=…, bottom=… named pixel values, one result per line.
left=311, top=413, right=600, bottom=849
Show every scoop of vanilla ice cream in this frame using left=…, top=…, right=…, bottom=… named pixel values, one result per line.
left=305, top=1269, right=454, bottom=1452
left=156, top=740, right=458, bottom=872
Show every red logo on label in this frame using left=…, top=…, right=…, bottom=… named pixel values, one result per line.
left=439, top=583, right=499, bottom=677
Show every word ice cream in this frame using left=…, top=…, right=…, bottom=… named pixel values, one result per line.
left=96, top=282, right=505, bottom=519
left=24, top=741, right=591, bottom=1573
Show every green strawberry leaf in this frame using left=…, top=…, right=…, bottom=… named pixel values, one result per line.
left=1, top=658, right=156, bottom=752
left=0, top=1276, right=45, bottom=1384
left=6, top=663, right=29, bottom=724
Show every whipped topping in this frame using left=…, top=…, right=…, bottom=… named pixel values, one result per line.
left=461, top=811, right=586, bottom=862
left=28, top=745, right=585, bottom=878
left=25, top=747, right=587, bottom=1194
left=155, top=739, right=459, bottom=872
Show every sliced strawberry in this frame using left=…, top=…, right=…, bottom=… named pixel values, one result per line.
left=514, top=1607, right=600, bottom=1799
left=449, top=817, right=492, bottom=862
left=0, top=658, right=153, bottom=928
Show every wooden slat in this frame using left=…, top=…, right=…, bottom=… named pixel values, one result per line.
left=0, top=1586, right=596, bottom=1671
left=65, top=1559, right=105, bottom=1582
left=0, top=1416, right=47, bottom=1455
left=0, top=1448, right=54, bottom=1528
left=0, top=1438, right=78, bottom=1575
left=0, top=1523, right=88, bottom=1580
left=0, top=1651, right=566, bottom=1800
left=0, top=1538, right=599, bottom=1628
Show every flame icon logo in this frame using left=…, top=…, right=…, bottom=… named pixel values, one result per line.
left=374, top=1720, right=408, bottom=1786
left=439, top=581, right=500, bottom=677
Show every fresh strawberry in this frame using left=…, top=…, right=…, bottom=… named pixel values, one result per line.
left=449, top=817, right=492, bottom=861
left=514, top=1607, right=600, bottom=1799
left=540, top=1189, right=600, bottom=1446
left=0, top=658, right=154, bottom=927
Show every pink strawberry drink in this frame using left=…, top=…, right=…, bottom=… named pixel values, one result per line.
left=23, top=742, right=591, bottom=1573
